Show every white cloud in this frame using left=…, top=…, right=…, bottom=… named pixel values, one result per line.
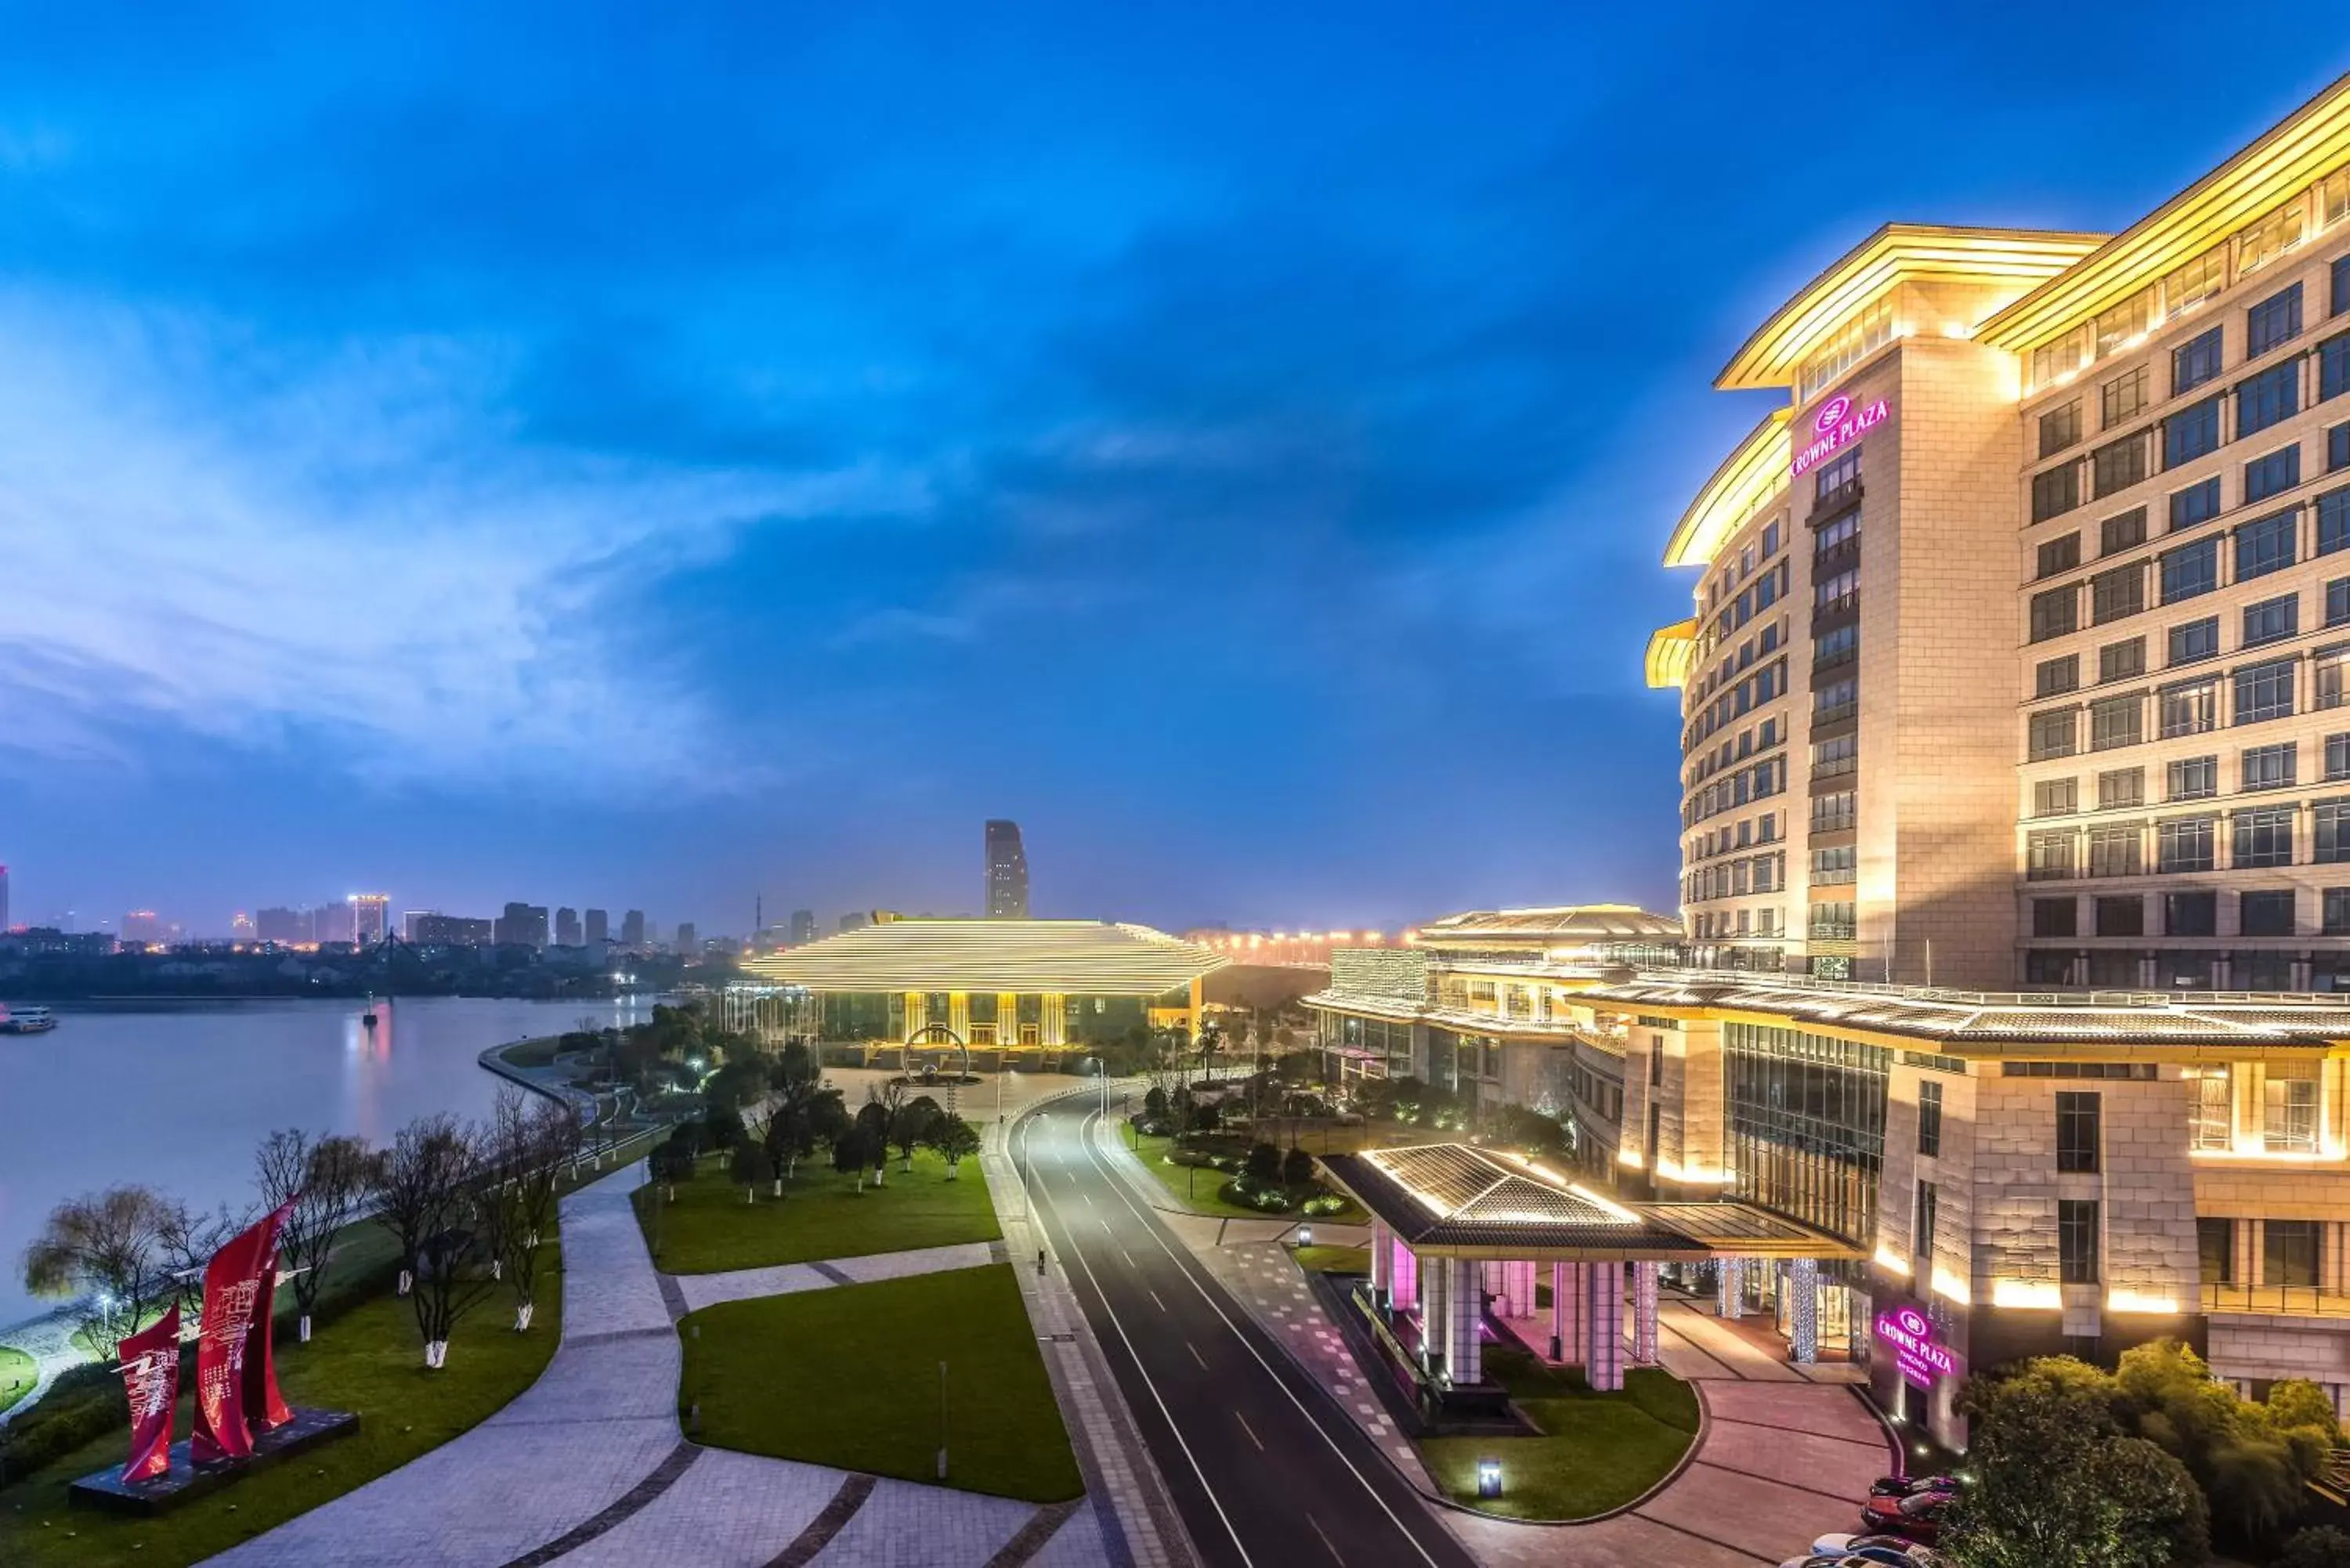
left=0, top=292, right=918, bottom=793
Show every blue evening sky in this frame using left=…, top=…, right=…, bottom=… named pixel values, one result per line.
left=2, top=4, right=2345, bottom=938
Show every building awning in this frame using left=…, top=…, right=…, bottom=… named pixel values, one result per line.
left=1630, top=1202, right=1865, bottom=1261
left=740, top=919, right=1225, bottom=995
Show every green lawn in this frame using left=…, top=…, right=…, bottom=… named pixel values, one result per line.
left=0, top=1238, right=562, bottom=1568
left=1123, top=1133, right=1369, bottom=1224
left=635, top=1148, right=999, bottom=1274
left=1419, top=1349, right=1700, bottom=1521
left=0, top=1344, right=37, bottom=1416
left=1292, top=1245, right=1369, bottom=1275
left=681, top=1263, right=1080, bottom=1504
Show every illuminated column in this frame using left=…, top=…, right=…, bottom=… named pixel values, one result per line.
left=1718, top=1258, right=1745, bottom=1320
left=1480, top=1260, right=1504, bottom=1307
left=1392, top=1241, right=1419, bottom=1312
left=1188, top=976, right=1204, bottom=1035
left=1370, top=1220, right=1392, bottom=1301
left=905, top=992, right=926, bottom=1038
left=1417, top=1253, right=1444, bottom=1372
left=1551, top=1261, right=1585, bottom=1363
left=997, top=993, right=1018, bottom=1047
left=1789, top=1257, right=1819, bottom=1364
left=1585, top=1263, right=1624, bottom=1391
left=948, top=992, right=971, bottom=1040
left=1632, top=1263, right=1660, bottom=1364
left=1043, top=993, right=1065, bottom=1047
left=1503, top=1260, right=1535, bottom=1318
left=1445, top=1259, right=1484, bottom=1386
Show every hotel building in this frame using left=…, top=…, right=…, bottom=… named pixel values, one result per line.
left=1650, top=70, right=2350, bottom=992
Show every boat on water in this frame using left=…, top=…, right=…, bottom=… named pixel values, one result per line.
left=0, top=1005, right=58, bottom=1033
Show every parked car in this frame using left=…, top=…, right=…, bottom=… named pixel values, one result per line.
left=1806, top=1539, right=1921, bottom=1566
left=1859, top=1490, right=1951, bottom=1543
left=1867, top=1475, right=1958, bottom=1500
left=1781, top=1557, right=1896, bottom=1568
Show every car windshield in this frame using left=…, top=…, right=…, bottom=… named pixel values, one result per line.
left=1901, top=1492, right=1948, bottom=1517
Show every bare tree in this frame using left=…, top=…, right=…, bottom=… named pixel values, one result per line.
left=486, top=1088, right=572, bottom=1331
left=374, top=1115, right=497, bottom=1367
left=22, top=1187, right=175, bottom=1364
left=155, top=1199, right=244, bottom=1324
left=255, top=1129, right=378, bottom=1342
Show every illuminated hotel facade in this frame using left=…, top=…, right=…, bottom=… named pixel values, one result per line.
left=738, top=917, right=1223, bottom=1057
left=1650, top=71, right=2350, bottom=992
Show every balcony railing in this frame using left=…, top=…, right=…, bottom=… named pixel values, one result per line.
left=2202, top=1283, right=2350, bottom=1319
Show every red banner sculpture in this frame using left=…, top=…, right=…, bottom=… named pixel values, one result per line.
left=243, top=1225, right=295, bottom=1435
left=191, top=1201, right=292, bottom=1464
left=116, top=1300, right=182, bottom=1483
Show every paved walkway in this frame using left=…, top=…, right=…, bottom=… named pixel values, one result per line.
left=1090, top=1119, right=1895, bottom=1568
left=0, top=1308, right=85, bottom=1429
left=673, top=1241, right=1002, bottom=1313
left=208, top=1158, right=1106, bottom=1566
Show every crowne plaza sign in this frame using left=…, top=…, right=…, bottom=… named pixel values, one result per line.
left=1790, top=392, right=1889, bottom=479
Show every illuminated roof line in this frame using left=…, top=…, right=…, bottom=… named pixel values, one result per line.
left=1646, top=618, right=1696, bottom=688
left=1977, top=70, right=2350, bottom=351
left=1661, top=409, right=1789, bottom=570
left=1716, top=223, right=2105, bottom=392
left=742, top=918, right=1226, bottom=993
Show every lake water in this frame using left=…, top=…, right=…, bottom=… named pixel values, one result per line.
left=0, top=995, right=653, bottom=1330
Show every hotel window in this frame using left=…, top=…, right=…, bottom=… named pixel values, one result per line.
left=2031, top=778, right=2077, bottom=818
left=2174, top=326, right=2225, bottom=394
left=1809, top=900, right=1855, bottom=939
left=2169, top=616, right=2221, bottom=667
left=2240, top=363, right=2300, bottom=439
left=1813, top=448, right=1863, bottom=503
left=1800, top=297, right=1893, bottom=401
left=2027, top=829, right=2078, bottom=881
left=2323, top=489, right=2350, bottom=556
left=2265, top=1067, right=2320, bottom=1154
left=1815, top=566, right=1859, bottom=609
left=2095, top=291, right=2153, bottom=358
left=1816, top=510, right=1860, bottom=552
left=2320, top=801, right=2350, bottom=863
left=2031, top=323, right=2092, bottom=392
left=2242, top=742, right=2297, bottom=791
left=2161, top=537, right=2218, bottom=604
left=2030, top=584, right=2079, bottom=641
left=2192, top=1069, right=2233, bottom=1151
left=2338, top=247, right=2350, bottom=314
left=2320, top=649, right=2350, bottom=710
left=2242, top=889, right=2296, bottom=936
left=2235, top=658, right=2298, bottom=724
left=2171, top=476, right=2222, bottom=532
left=2167, top=396, right=2225, bottom=469
left=1813, top=735, right=1857, bottom=777
left=2037, top=654, right=2081, bottom=696
left=1913, top=1180, right=1939, bottom=1262
left=2097, top=894, right=2146, bottom=937
left=2041, top=399, right=2083, bottom=457
left=2166, top=888, right=2219, bottom=934
left=2059, top=1200, right=2101, bottom=1284
left=2169, top=754, right=2218, bottom=800
left=2333, top=334, right=2350, bottom=406
left=2167, top=249, right=2228, bottom=320
left=2097, top=768, right=2144, bottom=810
left=2100, top=507, right=2148, bottom=555
left=2092, top=564, right=2145, bottom=624
left=2331, top=735, right=2350, bottom=782
left=2236, top=508, right=2298, bottom=580
left=1917, top=1080, right=1943, bottom=1158
left=2243, top=594, right=2298, bottom=648
left=2160, top=678, right=2217, bottom=737
left=2247, top=283, right=2305, bottom=357
left=2037, top=532, right=2081, bottom=578
left=2244, top=446, right=2302, bottom=505
left=2033, top=462, right=2081, bottom=522
left=2159, top=817, right=2217, bottom=873
left=1814, top=678, right=1856, bottom=722
left=2102, top=364, right=2150, bottom=428
left=2234, top=807, right=2294, bottom=868
left=2331, top=581, right=2350, bottom=627
left=2033, top=895, right=2078, bottom=937
left=2090, top=693, right=2142, bottom=751
left=1809, top=845, right=1856, bottom=885
left=1813, top=789, right=1857, bottom=829
left=2088, top=825, right=2142, bottom=877
left=2330, top=885, right=2350, bottom=930
left=2055, top=1091, right=2102, bottom=1173
left=2334, top=423, right=2350, bottom=471
left=2238, top=202, right=2308, bottom=276
left=2029, top=709, right=2079, bottom=761
left=2199, top=1217, right=2236, bottom=1284
left=2095, top=433, right=2149, bottom=498
left=2265, top=1219, right=2321, bottom=1286
left=2100, top=638, right=2146, bottom=683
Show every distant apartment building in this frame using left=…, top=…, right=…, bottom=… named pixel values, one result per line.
left=348, top=893, right=389, bottom=946
left=230, top=912, right=255, bottom=943
left=1650, top=72, right=2350, bottom=992
left=312, top=901, right=355, bottom=945
left=255, top=905, right=307, bottom=944
left=790, top=909, right=818, bottom=945
left=555, top=906, right=581, bottom=947
left=677, top=921, right=697, bottom=951
left=413, top=913, right=494, bottom=945
left=620, top=909, right=645, bottom=948
left=985, top=820, right=1029, bottom=919
left=494, top=901, right=550, bottom=948
left=839, top=911, right=872, bottom=933
left=585, top=908, right=609, bottom=945
left=0, top=863, right=9, bottom=932
left=121, top=909, right=166, bottom=945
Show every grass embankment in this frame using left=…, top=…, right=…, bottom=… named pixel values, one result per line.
left=634, top=1148, right=998, bottom=1274
left=1419, top=1347, right=1700, bottom=1522
left=0, top=1238, right=563, bottom=1568
left=1292, top=1245, right=1369, bottom=1275
left=681, top=1263, right=1079, bottom=1504
left=1126, top=1133, right=1368, bottom=1224
left=494, top=1036, right=564, bottom=1069
left=1, top=1345, right=37, bottom=1416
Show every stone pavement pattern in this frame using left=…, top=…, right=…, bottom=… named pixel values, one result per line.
left=1094, top=1118, right=1894, bottom=1568
left=207, top=1155, right=1106, bottom=1566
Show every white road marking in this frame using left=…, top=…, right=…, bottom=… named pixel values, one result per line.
left=1235, top=1411, right=1264, bottom=1451
left=1189, top=1341, right=1209, bottom=1370
left=1306, top=1512, right=1344, bottom=1563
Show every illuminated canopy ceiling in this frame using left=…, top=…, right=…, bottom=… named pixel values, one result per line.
left=1645, top=619, right=1696, bottom=688
left=1661, top=409, right=1788, bottom=570
left=742, top=918, right=1225, bottom=994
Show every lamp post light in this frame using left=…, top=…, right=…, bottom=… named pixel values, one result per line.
left=1476, top=1457, right=1504, bottom=1500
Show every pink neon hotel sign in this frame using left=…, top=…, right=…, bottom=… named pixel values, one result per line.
left=1790, top=392, right=1889, bottom=479
left=1873, top=1303, right=1960, bottom=1390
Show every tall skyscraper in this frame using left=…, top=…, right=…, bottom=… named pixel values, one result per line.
left=256, top=905, right=307, bottom=944
left=620, top=909, right=645, bottom=948
left=414, top=913, right=494, bottom=945
left=230, top=911, right=256, bottom=944
left=555, top=906, right=582, bottom=946
left=121, top=909, right=165, bottom=945
left=401, top=910, right=432, bottom=943
left=349, top=894, right=389, bottom=946
left=494, top=901, right=550, bottom=948
left=790, top=908, right=817, bottom=944
left=585, top=908, right=609, bottom=945
left=313, top=901, right=356, bottom=944
left=985, top=819, right=1029, bottom=919
left=677, top=921, right=698, bottom=951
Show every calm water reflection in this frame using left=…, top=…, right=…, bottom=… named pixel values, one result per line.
left=0, top=995, right=651, bottom=1328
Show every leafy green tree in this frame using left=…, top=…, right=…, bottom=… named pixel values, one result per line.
left=701, top=1103, right=747, bottom=1152
left=762, top=1072, right=846, bottom=1189
left=929, top=1113, right=981, bottom=1177
left=729, top=1144, right=775, bottom=1203
left=705, top=1055, right=770, bottom=1111
left=891, top=1095, right=939, bottom=1172
left=1144, top=1085, right=1170, bottom=1121
left=2280, top=1526, right=2350, bottom=1568
left=1245, top=1142, right=1283, bottom=1184
left=1282, top=1146, right=1316, bottom=1187
left=832, top=1125, right=873, bottom=1189
left=2269, top=1378, right=2342, bottom=1444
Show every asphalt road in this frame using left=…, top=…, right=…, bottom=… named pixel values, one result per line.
left=1014, top=1093, right=1477, bottom=1568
